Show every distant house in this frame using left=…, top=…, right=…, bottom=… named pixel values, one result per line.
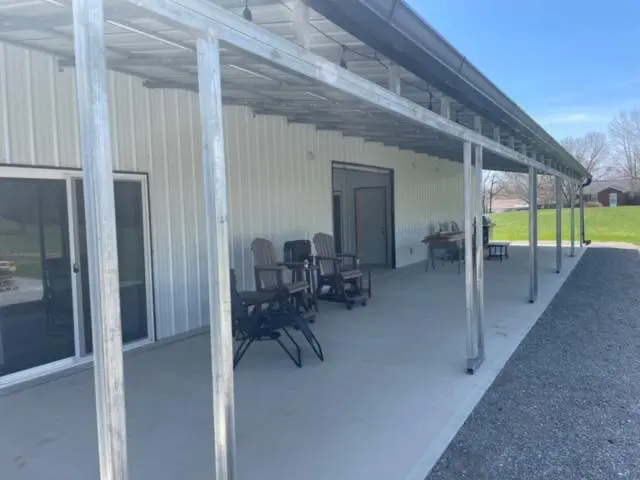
left=490, top=197, right=529, bottom=212
left=583, top=179, right=640, bottom=207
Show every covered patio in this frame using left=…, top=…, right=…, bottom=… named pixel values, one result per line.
left=0, top=245, right=584, bottom=480
left=0, top=0, right=592, bottom=478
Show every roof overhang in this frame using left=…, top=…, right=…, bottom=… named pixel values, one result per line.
left=0, top=0, right=586, bottom=179
left=307, top=0, right=589, bottom=180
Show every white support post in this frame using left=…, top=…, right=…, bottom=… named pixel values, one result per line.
left=529, top=166, right=538, bottom=303
left=507, top=136, right=515, bottom=149
left=474, top=144, right=485, bottom=368
left=570, top=183, right=576, bottom=257
left=579, top=184, right=585, bottom=246
left=72, top=0, right=128, bottom=478
left=291, top=0, right=310, bottom=49
left=439, top=96, right=451, bottom=119
left=464, top=141, right=481, bottom=373
left=388, top=62, right=401, bottom=95
left=555, top=175, right=562, bottom=273
left=197, top=33, right=236, bottom=480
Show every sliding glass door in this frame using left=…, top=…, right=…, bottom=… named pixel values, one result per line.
left=0, top=178, right=75, bottom=377
left=74, top=179, right=150, bottom=353
left=0, top=167, right=153, bottom=382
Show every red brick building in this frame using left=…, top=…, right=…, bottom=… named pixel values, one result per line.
left=583, top=179, right=640, bottom=206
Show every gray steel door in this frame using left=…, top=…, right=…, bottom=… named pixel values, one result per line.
left=355, top=186, right=388, bottom=265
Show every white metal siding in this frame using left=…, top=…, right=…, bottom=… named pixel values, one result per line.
left=0, top=43, right=464, bottom=340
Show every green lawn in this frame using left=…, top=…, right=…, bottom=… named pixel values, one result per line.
left=492, top=206, right=640, bottom=245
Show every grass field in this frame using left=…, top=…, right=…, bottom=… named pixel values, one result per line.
left=492, top=206, right=640, bottom=245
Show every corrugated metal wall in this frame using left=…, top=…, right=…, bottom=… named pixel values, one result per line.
left=0, top=43, right=464, bottom=340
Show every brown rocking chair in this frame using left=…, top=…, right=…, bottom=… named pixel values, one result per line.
left=312, top=232, right=371, bottom=309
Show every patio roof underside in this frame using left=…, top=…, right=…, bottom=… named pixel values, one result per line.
left=1, top=0, right=557, bottom=173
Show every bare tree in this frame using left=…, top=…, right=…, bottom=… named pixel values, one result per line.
left=609, top=109, right=640, bottom=180
left=560, top=132, right=609, bottom=179
left=499, top=172, right=555, bottom=208
left=560, top=131, right=609, bottom=206
left=499, top=172, right=528, bottom=204
left=483, top=171, right=504, bottom=213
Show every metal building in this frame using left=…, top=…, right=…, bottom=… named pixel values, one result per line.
left=0, top=0, right=589, bottom=478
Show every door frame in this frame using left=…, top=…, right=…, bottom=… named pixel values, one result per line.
left=331, top=191, right=343, bottom=253
left=331, top=161, right=396, bottom=268
left=0, top=165, right=155, bottom=387
left=354, top=185, right=389, bottom=266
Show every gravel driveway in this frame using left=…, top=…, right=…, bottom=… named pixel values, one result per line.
left=427, top=245, right=640, bottom=480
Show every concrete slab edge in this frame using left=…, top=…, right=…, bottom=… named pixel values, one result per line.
left=403, top=247, right=587, bottom=480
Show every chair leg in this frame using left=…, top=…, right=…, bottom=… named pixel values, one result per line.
left=337, top=277, right=350, bottom=308
left=287, top=317, right=324, bottom=362
left=277, top=327, right=302, bottom=367
left=233, top=337, right=254, bottom=368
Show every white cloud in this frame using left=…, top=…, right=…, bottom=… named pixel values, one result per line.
left=539, top=112, right=611, bottom=125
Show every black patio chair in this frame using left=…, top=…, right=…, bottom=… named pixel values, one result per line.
left=230, top=269, right=301, bottom=368
left=284, top=239, right=319, bottom=312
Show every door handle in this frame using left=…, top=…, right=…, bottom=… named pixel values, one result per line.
left=72, top=263, right=80, bottom=274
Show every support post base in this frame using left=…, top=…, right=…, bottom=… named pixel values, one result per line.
left=466, top=354, right=485, bottom=375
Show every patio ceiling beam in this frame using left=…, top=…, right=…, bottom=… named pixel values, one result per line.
left=12, top=12, right=203, bottom=86
left=0, top=6, right=128, bottom=32
left=493, top=126, right=500, bottom=143
left=290, top=0, right=310, bottom=49
left=126, top=0, right=577, bottom=181
left=144, top=79, right=197, bottom=91
left=388, top=62, right=401, bottom=95
left=2, top=34, right=206, bottom=98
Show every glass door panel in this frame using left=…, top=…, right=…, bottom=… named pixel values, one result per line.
left=74, top=179, right=149, bottom=353
left=0, top=178, right=75, bottom=377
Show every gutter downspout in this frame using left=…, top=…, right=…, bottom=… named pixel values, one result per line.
left=581, top=177, right=593, bottom=246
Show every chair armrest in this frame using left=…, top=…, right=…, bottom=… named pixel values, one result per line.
left=337, top=253, right=360, bottom=267
left=314, top=255, right=342, bottom=274
left=315, top=255, right=340, bottom=262
left=278, top=261, right=309, bottom=269
left=254, top=264, right=287, bottom=272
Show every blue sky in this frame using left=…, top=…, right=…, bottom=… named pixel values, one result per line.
left=405, top=0, right=640, bottom=140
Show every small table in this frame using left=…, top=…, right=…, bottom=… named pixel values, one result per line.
left=283, top=261, right=319, bottom=313
left=486, top=241, right=510, bottom=261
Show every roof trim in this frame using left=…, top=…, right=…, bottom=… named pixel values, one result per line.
left=306, top=0, right=589, bottom=179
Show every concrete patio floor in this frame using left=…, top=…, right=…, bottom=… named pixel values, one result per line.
left=0, top=245, right=584, bottom=480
